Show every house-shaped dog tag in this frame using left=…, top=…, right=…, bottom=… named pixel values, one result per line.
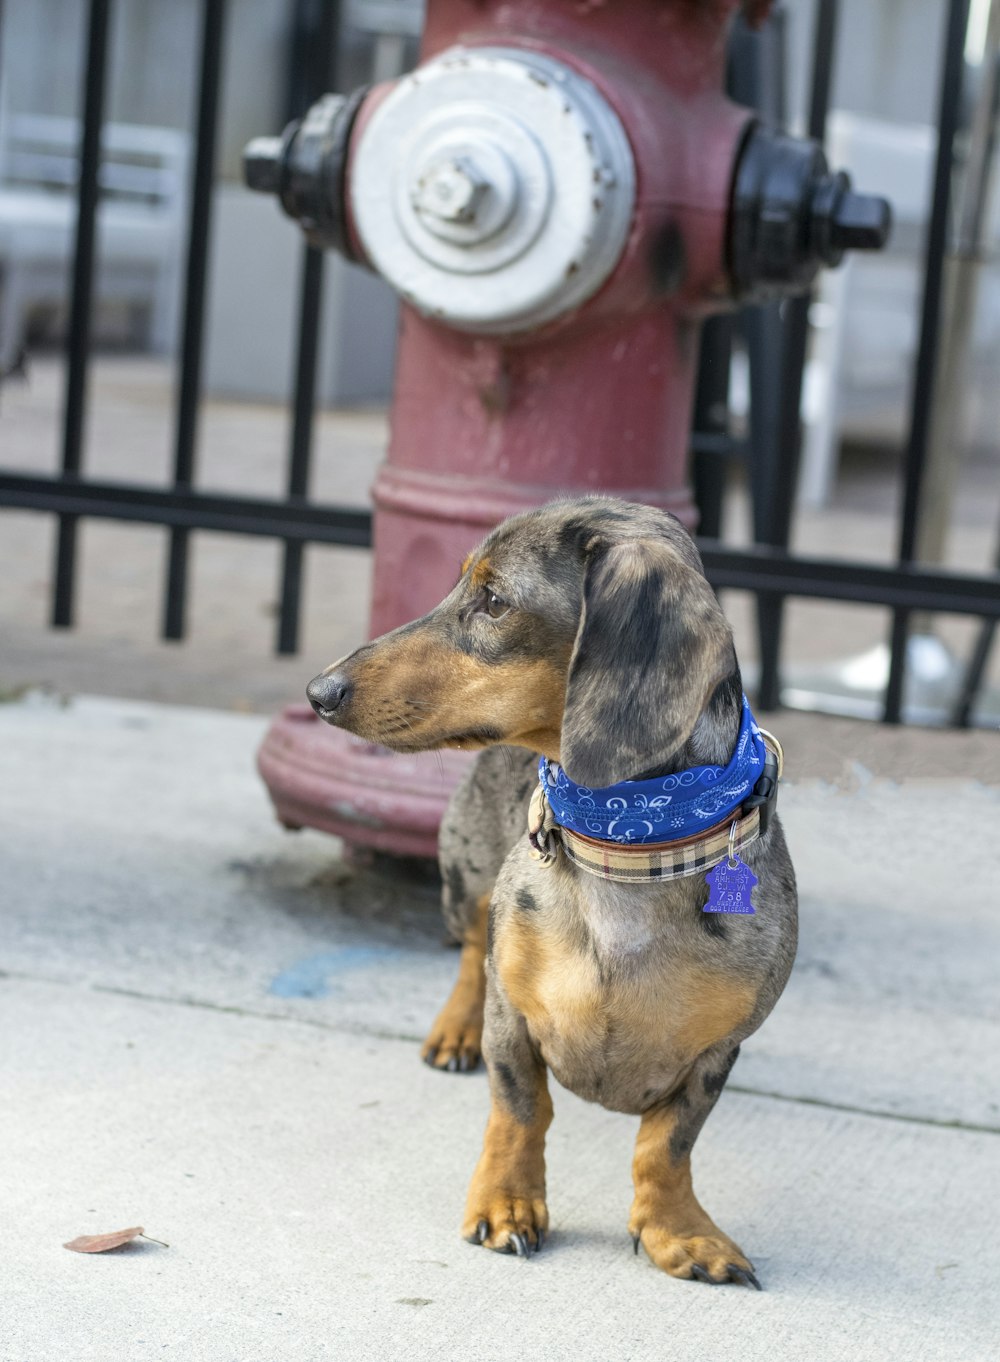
left=704, top=857, right=758, bottom=914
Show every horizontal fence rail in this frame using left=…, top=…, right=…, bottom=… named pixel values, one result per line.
left=0, top=472, right=373, bottom=546
left=2, top=468, right=998, bottom=619
left=698, top=545, right=1000, bottom=620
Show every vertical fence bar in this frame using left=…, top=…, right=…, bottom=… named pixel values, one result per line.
left=942, top=0, right=1000, bottom=726
left=953, top=539, right=998, bottom=725
left=276, top=247, right=326, bottom=654
left=51, top=0, right=112, bottom=628
left=690, top=317, right=735, bottom=541
left=275, top=0, right=341, bottom=655
left=882, top=0, right=972, bottom=723
left=754, top=0, right=838, bottom=710
left=805, top=0, right=838, bottom=141
left=691, top=8, right=782, bottom=549
left=162, top=0, right=227, bottom=640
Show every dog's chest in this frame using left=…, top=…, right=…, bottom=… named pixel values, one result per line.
left=496, top=901, right=753, bottom=1115
left=579, top=884, right=661, bottom=958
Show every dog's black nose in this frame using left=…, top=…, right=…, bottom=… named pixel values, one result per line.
left=307, top=672, right=352, bottom=719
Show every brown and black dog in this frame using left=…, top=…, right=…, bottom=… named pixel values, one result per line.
left=307, top=497, right=797, bottom=1288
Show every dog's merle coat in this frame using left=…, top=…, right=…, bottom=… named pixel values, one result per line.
left=309, top=498, right=797, bottom=1287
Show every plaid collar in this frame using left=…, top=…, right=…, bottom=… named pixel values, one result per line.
left=528, top=728, right=783, bottom=885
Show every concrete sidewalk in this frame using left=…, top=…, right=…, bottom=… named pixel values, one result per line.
left=1, top=692, right=998, bottom=1362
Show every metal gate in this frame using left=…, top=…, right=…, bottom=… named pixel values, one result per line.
left=1, top=0, right=998, bottom=723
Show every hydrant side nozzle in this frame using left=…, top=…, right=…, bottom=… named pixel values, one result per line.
left=242, top=88, right=370, bottom=261
left=729, top=123, right=892, bottom=301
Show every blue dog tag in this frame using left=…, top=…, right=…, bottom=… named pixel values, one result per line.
left=704, top=857, right=758, bottom=914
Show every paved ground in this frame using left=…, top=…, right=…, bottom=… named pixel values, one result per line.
left=1, top=691, right=998, bottom=1362
left=2, top=354, right=999, bottom=1359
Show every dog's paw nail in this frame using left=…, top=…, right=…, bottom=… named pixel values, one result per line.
left=689, top=1264, right=715, bottom=1284
left=509, top=1233, right=529, bottom=1258
left=632, top=1234, right=641, bottom=1256
left=535, top=1228, right=545, bottom=1252
left=457, top=1054, right=470, bottom=1072
left=446, top=1056, right=459, bottom=1073
left=728, top=1265, right=762, bottom=1291
left=422, top=1048, right=438, bottom=1067
left=476, top=1220, right=489, bottom=1245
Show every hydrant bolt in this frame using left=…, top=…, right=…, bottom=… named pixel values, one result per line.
left=412, top=156, right=491, bottom=226
left=828, top=189, right=893, bottom=252
left=243, top=136, right=285, bottom=195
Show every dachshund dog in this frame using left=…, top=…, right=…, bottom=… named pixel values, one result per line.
left=307, top=497, right=797, bottom=1288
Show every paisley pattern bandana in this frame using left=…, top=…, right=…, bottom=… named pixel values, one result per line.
left=538, top=696, right=768, bottom=846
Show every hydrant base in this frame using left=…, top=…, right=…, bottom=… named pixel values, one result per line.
left=257, top=704, right=475, bottom=860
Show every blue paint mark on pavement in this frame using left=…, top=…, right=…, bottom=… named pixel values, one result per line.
left=269, top=946, right=399, bottom=999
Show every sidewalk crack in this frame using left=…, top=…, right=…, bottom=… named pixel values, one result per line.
left=3, top=967, right=998, bottom=1137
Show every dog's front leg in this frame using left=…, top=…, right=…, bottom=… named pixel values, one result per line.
left=421, top=893, right=489, bottom=1072
left=462, top=974, right=552, bottom=1256
left=629, top=1044, right=761, bottom=1288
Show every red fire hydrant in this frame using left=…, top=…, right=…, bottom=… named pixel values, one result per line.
left=246, top=0, right=889, bottom=857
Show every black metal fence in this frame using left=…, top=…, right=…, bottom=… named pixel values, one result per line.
left=0, top=0, right=998, bottom=724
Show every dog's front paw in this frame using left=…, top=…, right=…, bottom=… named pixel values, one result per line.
left=629, top=1220, right=761, bottom=1289
left=421, top=1006, right=483, bottom=1073
left=462, top=1193, right=548, bottom=1256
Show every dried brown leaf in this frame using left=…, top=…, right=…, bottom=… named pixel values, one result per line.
left=63, top=1226, right=145, bottom=1253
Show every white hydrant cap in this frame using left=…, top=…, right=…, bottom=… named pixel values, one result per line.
left=350, top=47, right=637, bottom=334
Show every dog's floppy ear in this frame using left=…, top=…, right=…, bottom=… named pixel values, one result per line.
left=560, top=536, right=734, bottom=786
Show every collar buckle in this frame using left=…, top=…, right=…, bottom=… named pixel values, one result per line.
left=742, top=732, right=782, bottom=836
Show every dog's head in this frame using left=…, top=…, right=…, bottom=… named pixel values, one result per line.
left=307, top=497, right=739, bottom=784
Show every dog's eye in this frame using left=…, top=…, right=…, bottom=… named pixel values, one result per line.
left=485, top=592, right=511, bottom=619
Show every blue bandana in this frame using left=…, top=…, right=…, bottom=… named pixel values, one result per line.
left=539, top=696, right=768, bottom=846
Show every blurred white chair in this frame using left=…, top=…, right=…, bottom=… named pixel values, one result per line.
left=0, top=113, right=190, bottom=373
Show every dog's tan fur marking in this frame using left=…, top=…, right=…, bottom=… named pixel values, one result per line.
left=461, top=1066, right=552, bottom=1253
left=669, top=969, right=756, bottom=1059
left=421, top=894, right=489, bottom=1071
left=497, top=914, right=602, bottom=1038
left=628, top=1105, right=754, bottom=1281
left=470, top=557, right=494, bottom=590
left=344, top=632, right=568, bottom=758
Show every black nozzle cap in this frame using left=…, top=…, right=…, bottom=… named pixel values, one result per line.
left=240, top=87, right=369, bottom=259
left=730, top=123, right=893, bottom=302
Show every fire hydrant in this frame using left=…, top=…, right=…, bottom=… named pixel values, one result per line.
left=247, top=0, right=890, bottom=858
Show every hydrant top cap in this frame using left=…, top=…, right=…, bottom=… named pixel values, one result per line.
left=350, top=47, right=636, bottom=335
